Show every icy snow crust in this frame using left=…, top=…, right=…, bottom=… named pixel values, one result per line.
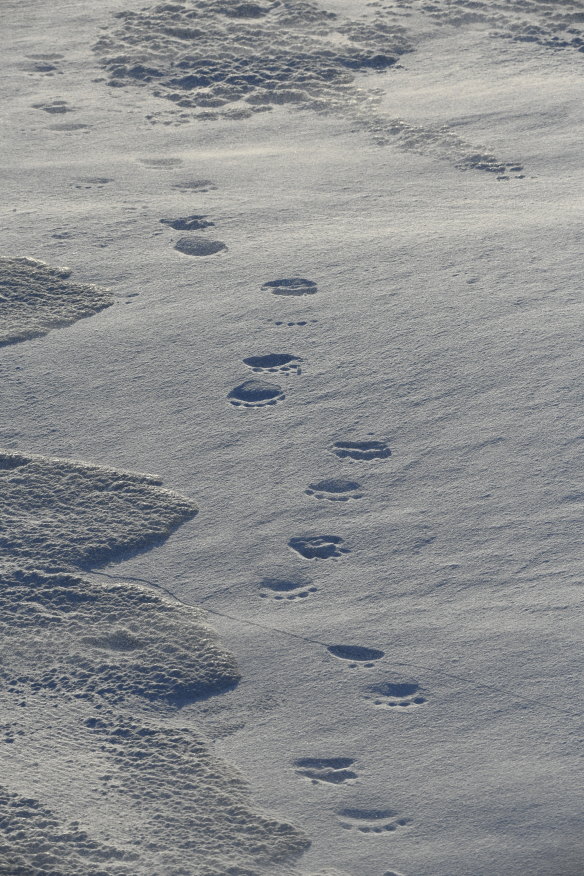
left=0, top=450, right=309, bottom=874
left=0, top=448, right=309, bottom=868
left=0, top=257, right=114, bottom=347
left=0, top=702, right=309, bottom=876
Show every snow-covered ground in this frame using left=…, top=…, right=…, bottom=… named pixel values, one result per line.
left=1, top=1, right=582, bottom=874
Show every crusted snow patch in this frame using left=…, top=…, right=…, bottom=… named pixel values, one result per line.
left=0, top=449, right=312, bottom=871
left=94, top=0, right=408, bottom=121
left=93, top=0, right=521, bottom=173
left=0, top=558, right=306, bottom=873
left=0, top=564, right=309, bottom=873
left=0, top=566, right=239, bottom=706
left=0, top=257, right=114, bottom=347
left=0, top=702, right=310, bottom=875
left=0, top=449, right=198, bottom=571
left=400, top=0, right=584, bottom=54
left=81, top=713, right=310, bottom=873
left=0, top=787, right=138, bottom=875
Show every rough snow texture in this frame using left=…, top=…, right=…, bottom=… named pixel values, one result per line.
left=0, top=421, right=308, bottom=870
left=0, top=449, right=198, bottom=571
left=94, top=0, right=410, bottom=116
left=0, top=566, right=239, bottom=706
left=0, top=698, right=309, bottom=876
left=0, top=788, right=139, bottom=876
left=399, top=0, right=584, bottom=52
left=82, top=714, right=309, bottom=874
left=93, top=0, right=522, bottom=174
left=0, top=257, right=114, bottom=347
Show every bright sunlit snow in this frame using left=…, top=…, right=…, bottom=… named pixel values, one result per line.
left=1, top=0, right=582, bottom=874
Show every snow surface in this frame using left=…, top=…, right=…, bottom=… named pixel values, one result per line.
left=1, top=0, right=583, bottom=874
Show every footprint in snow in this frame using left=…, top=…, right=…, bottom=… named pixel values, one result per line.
left=243, top=353, right=301, bottom=375
left=262, top=277, right=318, bottom=296
left=331, top=440, right=391, bottom=461
left=305, top=478, right=362, bottom=501
left=294, top=757, right=357, bottom=785
left=270, top=319, right=318, bottom=328
left=228, top=379, right=284, bottom=408
left=365, top=680, right=427, bottom=710
left=137, top=157, right=183, bottom=167
left=33, top=99, right=74, bottom=114
left=288, top=535, right=349, bottom=560
left=174, top=237, right=227, bottom=256
left=74, top=178, right=113, bottom=190
left=160, top=215, right=214, bottom=231
left=327, top=645, right=384, bottom=668
left=337, top=807, right=411, bottom=834
left=258, top=576, right=317, bottom=601
left=173, top=179, right=217, bottom=192
left=49, top=123, right=91, bottom=132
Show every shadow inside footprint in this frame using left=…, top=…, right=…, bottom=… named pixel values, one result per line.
left=261, top=277, right=317, bottom=296
left=288, top=535, right=349, bottom=560
left=305, top=478, right=362, bottom=501
left=327, top=645, right=384, bottom=666
left=294, top=757, right=357, bottom=785
left=174, top=236, right=226, bottom=256
left=243, top=353, right=301, bottom=374
left=365, top=680, right=426, bottom=709
left=228, top=379, right=284, bottom=408
left=332, top=440, right=391, bottom=461
left=160, top=215, right=214, bottom=231
left=173, top=179, right=217, bottom=192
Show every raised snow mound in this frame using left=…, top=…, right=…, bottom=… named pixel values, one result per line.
left=0, top=711, right=310, bottom=873
left=94, top=0, right=410, bottom=122
left=0, top=787, right=138, bottom=875
left=0, top=449, right=198, bottom=571
left=0, top=257, right=114, bottom=347
left=0, top=566, right=240, bottom=706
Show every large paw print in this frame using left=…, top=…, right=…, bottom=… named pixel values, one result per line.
left=365, top=681, right=427, bottom=710
left=288, top=535, right=350, bottom=559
